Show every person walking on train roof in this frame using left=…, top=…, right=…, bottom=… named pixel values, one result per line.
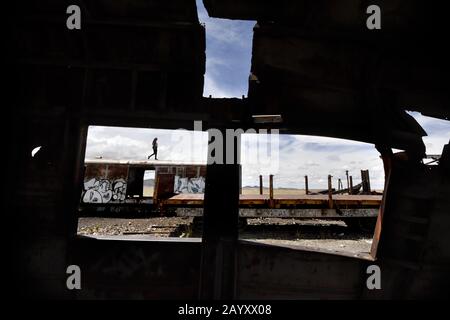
left=148, top=137, right=158, bottom=160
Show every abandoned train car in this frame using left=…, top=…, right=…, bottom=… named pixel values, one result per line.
left=79, top=160, right=206, bottom=215
left=79, top=159, right=380, bottom=228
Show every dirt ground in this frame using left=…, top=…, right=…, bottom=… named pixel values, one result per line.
left=77, top=217, right=194, bottom=237
left=78, top=216, right=373, bottom=255
left=241, top=218, right=373, bottom=255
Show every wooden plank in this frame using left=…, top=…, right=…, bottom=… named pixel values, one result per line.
left=164, top=194, right=382, bottom=207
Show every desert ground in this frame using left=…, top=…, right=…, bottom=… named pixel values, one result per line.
left=78, top=216, right=374, bottom=256
left=78, top=187, right=378, bottom=256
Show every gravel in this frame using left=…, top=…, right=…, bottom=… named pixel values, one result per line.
left=77, top=216, right=373, bottom=254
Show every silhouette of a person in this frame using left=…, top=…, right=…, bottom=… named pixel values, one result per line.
left=148, top=138, right=158, bottom=160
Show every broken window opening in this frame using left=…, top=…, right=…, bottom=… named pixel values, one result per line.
left=238, top=133, right=385, bottom=259
left=76, top=126, right=391, bottom=260
left=196, top=0, right=255, bottom=98
left=76, top=125, right=208, bottom=239
left=406, top=111, right=450, bottom=165
left=31, top=146, right=42, bottom=158
left=143, top=170, right=156, bottom=197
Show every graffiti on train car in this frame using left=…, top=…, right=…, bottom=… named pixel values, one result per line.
left=174, top=176, right=205, bottom=194
left=82, top=178, right=127, bottom=203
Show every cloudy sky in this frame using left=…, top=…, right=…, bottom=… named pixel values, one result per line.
left=84, top=1, right=449, bottom=191
left=196, top=0, right=255, bottom=98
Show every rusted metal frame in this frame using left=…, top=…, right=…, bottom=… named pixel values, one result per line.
left=349, top=176, right=354, bottom=195
left=164, top=194, right=382, bottom=207
left=327, top=175, right=333, bottom=209
left=366, top=171, right=371, bottom=192
left=304, top=175, right=309, bottom=195
left=332, top=182, right=362, bottom=195
left=269, top=174, right=274, bottom=208
left=259, top=175, right=263, bottom=195
left=370, top=146, right=394, bottom=259
left=346, top=170, right=350, bottom=192
left=361, top=170, right=371, bottom=193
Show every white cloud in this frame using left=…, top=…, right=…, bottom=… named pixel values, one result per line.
left=408, top=111, right=450, bottom=155
left=203, top=72, right=236, bottom=98
left=196, top=0, right=254, bottom=98
left=85, top=126, right=208, bottom=163
left=197, top=0, right=253, bottom=48
left=240, top=134, right=384, bottom=190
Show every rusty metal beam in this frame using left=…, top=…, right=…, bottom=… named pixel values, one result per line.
left=164, top=193, right=382, bottom=207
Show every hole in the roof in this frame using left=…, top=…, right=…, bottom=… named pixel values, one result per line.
left=407, top=111, right=450, bottom=155
left=196, top=0, right=255, bottom=98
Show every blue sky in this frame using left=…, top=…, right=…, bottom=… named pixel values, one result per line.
left=407, top=111, right=450, bottom=155
left=84, top=2, right=449, bottom=190
left=196, top=0, right=255, bottom=97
